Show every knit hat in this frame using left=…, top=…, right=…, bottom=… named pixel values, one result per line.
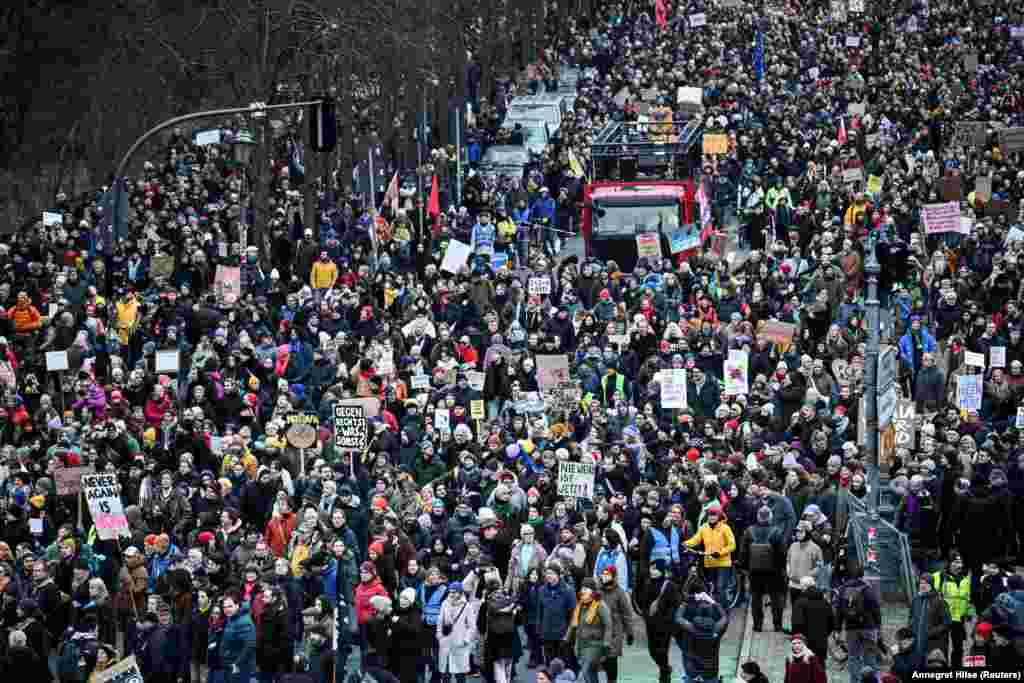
left=927, top=649, right=947, bottom=666
left=741, top=662, right=762, bottom=676
left=757, top=506, right=772, bottom=523
left=601, top=565, right=617, bottom=579
left=550, top=658, right=567, bottom=675
left=197, top=531, right=215, bottom=545
left=975, top=621, right=993, bottom=640
left=145, top=534, right=159, bottom=547
left=360, top=561, right=377, bottom=577
left=791, top=633, right=805, bottom=644
left=368, top=541, right=385, bottom=556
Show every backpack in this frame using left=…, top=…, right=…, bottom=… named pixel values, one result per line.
left=488, top=607, right=516, bottom=636
left=840, top=583, right=869, bottom=629
left=57, top=634, right=93, bottom=682
left=748, top=542, right=775, bottom=572
left=992, top=590, right=1024, bottom=635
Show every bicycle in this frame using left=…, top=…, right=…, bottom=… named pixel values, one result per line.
left=682, top=546, right=741, bottom=609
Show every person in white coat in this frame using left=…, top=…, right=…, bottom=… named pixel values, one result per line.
left=436, top=581, right=479, bottom=683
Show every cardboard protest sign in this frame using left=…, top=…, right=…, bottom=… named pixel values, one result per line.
left=82, top=472, right=128, bottom=540
left=440, top=240, right=472, bottom=274
left=558, top=461, right=596, bottom=499
left=536, top=354, right=571, bottom=391
left=334, top=404, right=368, bottom=450
left=528, top=277, right=551, bottom=296
left=921, top=202, right=962, bottom=234
left=758, top=320, right=797, bottom=345
left=702, top=134, right=729, bottom=154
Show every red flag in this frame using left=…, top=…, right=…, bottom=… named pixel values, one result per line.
left=655, top=0, right=668, bottom=30
left=381, top=172, right=399, bottom=213
left=838, top=116, right=848, bottom=146
left=427, top=174, right=441, bottom=236
left=851, top=115, right=861, bottom=130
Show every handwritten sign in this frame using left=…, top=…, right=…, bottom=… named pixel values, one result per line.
left=636, top=232, right=662, bottom=259
left=702, top=134, right=729, bottom=154
left=557, top=461, right=596, bottom=499
left=965, top=350, right=986, bottom=368
left=922, top=202, right=961, bottom=234
left=957, top=374, right=983, bottom=412
left=334, top=404, right=368, bottom=450
left=440, top=239, right=472, bottom=274
left=660, top=369, right=688, bottom=409
left=82, top=472, right=128, bottom=540
left=411, top=374, right=431, bottom=390
left=470, top=400, right=485, bottom=420
left=843, top=168, right=864, bottom=184
left=846, top=35, right=862, bottom=47
left=528, top=277, right=551, bottom=296
left=990, top=346, right=1006, bottom=368
left=724, top=350, right=749, bottom=395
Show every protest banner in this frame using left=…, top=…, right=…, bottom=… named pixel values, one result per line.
left=842, top=167, right=864, bottom=184
left=467, top=370, right=485, bottom=391
left=999, top=127, right=1024, bottom=153
left=921, top=202, right=961, bottom=234
left=214, top=265, right=241, bottom=304
left=690, top=12, right=707, bottom=26
left=702, top=134, right=729, bottom=154
left=758, top=320, right=797, bottom=345
left=93, top=655, right=143, bottom=683
left=334, top=404, right=368, bottom=450
left=965, top=350, right=986, bottom=368
left=660, top=369, right=688, bottom=409
left=528, top=277, right=551, bottom=296
left=557, top=461, right=597, bottom=499
left=636, top=232, right=662, bottom=259
left=440, top=239, right=472, bottom=274
left=150, top=254, right=175, bottom=279
left=957, top=374, right=983, bottom=411
left=724, top=350, right=749, bottom=395
left=536, top=354, right=571, bottom=391
left=43, top=211, right=62, bottom=226
left=55, top=466, right=95, bottom=496
left=82, top=472, right=128, bottom=540
left=990, top=346, right=1006, bottom=368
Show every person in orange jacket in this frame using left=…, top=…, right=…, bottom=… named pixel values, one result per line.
left=8, top=292, right=42, bottom=334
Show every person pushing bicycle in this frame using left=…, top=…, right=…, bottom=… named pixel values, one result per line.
left=684, top=502, right=737, bottom=606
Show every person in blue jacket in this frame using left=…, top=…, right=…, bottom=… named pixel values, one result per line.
left=219, top=593, right=256, bottom=683
left=898, top=316, right=937, bottom=388
left=537, top=563, right=576, bottom=666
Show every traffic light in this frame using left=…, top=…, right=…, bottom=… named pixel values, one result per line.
left=309, top=97, right=337, bottom=152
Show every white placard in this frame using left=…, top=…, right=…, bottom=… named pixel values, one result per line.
left=846, top=35, right=862, bottom=47
left=848, top=0, right=865, bottom=11
left=660, top=368, right=688, bottom=409
left=43, top=211, right=63, bottom=227
left=440, top=240, right=472, bottom=274
left=529, top=277, right=552, bottom=296
left=434, top=408, right=450, bottom=431
left=965, top=350, right=986, bottom=368
left=82, top=472, right=128, bottom=540
left=990, top=346, right=1006, bottom=368
left=690, top=12, right=707, bottom=27
left=30, top=518, right=43, bottom=535
left=155, top=350, right=180, bottom=373
left=957, top=374, right=983, bottom=411
left=1017, top=407, right=1024, bottom=428
left=195, top=129, right=222, bottom=146
left=45, top=351, right=69, bottom=372
left=411, top=374, right=431, bottom=390
left=467, top=370, right=485, bottom=391
left=557, top=461, right=596, bottom=499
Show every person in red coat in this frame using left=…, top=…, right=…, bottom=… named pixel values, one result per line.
left=784, top=634, right=826, bottom=683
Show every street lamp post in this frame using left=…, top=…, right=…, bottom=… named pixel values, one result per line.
left=232, top=129, right=257, bottom=251
left=862, top=231, right=883, bottom=596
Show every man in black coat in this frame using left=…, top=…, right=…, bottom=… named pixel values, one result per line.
left=791, top=576, right=834, bottom=661
left=740, top=505, right=786, bottom=632
left=634, top=559, right=681, bottom=683
left=256, top=585, right=290, bottom=683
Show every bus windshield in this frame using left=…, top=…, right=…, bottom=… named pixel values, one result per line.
left=592, top=201, right=680, bottom=236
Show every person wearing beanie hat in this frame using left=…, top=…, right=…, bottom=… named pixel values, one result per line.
left=593, top=528, right=629, bottom=594
left=436, top=576, right=475, bottom=679
left=742, top=505, right=785, bottom=632
left=566, top=575, right=612, bottom=683
left=930, top=550, right=972, bottom=665
left=635, top=556, right=680, bottom=683
left=740, top=661, right=769, bottom=683
left=685, top=501, right=736, bottom=603
left=784, top=633, right=825, bottom=683
left=786, top=520, right=822, bottom=611
left=889, top=626, right=916, bottom=681
left=595, top=539, right=634, bottom=683
left=539, top=562, right=576, bottom=667
left=390, top=586, right=426, bottom=683
left=355, top=561, right=388, bottom=630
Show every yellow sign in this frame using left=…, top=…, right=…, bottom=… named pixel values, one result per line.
left=470, top=400, right=485, bottom=420
left=867, top=174, right=884, bottom=195
left=702, top=134, right=729, bottom=155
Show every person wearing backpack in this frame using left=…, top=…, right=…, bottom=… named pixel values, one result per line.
left=833, top=561, right=882, bottom=683
left=477, top=575, right=519, bottom=683
left=564, top=578, right=613, bottom=683
left=740, top=505, right=786, bottom=632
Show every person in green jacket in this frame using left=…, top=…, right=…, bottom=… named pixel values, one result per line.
left=565, top=577, right=614, bottom=683
left=220, top=593, right=257, bottom=683
left=932, top=552, right=974, bottom=667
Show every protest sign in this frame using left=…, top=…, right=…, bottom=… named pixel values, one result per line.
left=150, top=255, right=175, bottom=279
left=848, top=0, right=864, bottom=10
left=440, top=239, right=472, bottom=274
left=46, top=350, right=69, bottom=372
left=990, top=346, right=1006, bottom=368
left=975, top=176, right=992, bottom=202
left=893, top=400, right=917, bottom=450
left=214, top=265, right=241, bottom=304
left=467, top=370, right=485, bottom=391
left=434, top=408, right=450, bottom=431
left=82, top=472, right=128, bottom=540
left=470, top=400, right=485, bottom=420
left=724, top=350, right=749, bottom=395
left=848, top=102, right=867, bottom=116
left=285, top=413, right=320, bottom=449
left=411, top=374, right=431, bottom=390
left=957, top=374, right=983, bottom=411
left=922, top=202, right=961, bottom=234
left=842, top=167, right=864, bottom=184
left=536, top=354, right=571, bottom=391
left=492, top=252, right=509, bottom=271
left=1018, top=407, right=1024, bottom=429
left=557, top=461, right=597, bottom=499
left=334, top=404, right=368, bottom=450
left=43, top=211, right=62, bottom=226
left=194, top=129, right=222, bottom=146
left=690, top=12, right=707, bottom=27
left=609, top=334, right=630, bottom=347
left=964, top=52, right=979, bottom=72
left=702, top=134, right=729, bottom=154
left=867, top=175, right=884, bottom=195
left=758, top=320, right=797, bottom=345
left=999, top=127, right=1024, bottom=153
left=636, top=232, right=662, bottom=259
left=660, top=369, right=688, bottom=409
left=93, top=655, right=143, bottom=683
left=528, top=277, right=551, bottom=296
left=55, top=466, right=95, bottom=496
left=831, top=0, right=847, bottom=20
left=965, top=350, right=986, bottom=368
left=846, top=35, right=862, bottom=47
left=155, top=350, right=180, bottom=373
left=670, top=226, right=701, bottom=253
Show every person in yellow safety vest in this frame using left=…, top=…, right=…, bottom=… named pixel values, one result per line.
left=932, top=552, right=974, bottom=667
left=843, top=191, right=870, bottom=228
left=600, top=367, right=626, bottom=406
left=684, top=503, right=736, bottom=603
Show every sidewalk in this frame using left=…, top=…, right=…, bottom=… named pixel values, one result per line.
left=735, top=599, right=906, bottom=681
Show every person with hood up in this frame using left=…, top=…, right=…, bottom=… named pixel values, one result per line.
left=908, top=572, right=951, bottom=671
left=675, top=582, right=729, bottom=683
left=783, top=633, right=826, bottom=683
left=564, top=577, right=613, bottom=683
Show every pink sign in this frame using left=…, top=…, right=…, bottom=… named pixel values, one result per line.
left=922, top=202, right=962, bottom=234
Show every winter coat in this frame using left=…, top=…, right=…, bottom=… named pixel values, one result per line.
left=783, top=651, right=827, bottom=683
left=114, top=553, right=149, bottom=616
left=220, top=604, right=257, bottom=681
left=786, top=540, right=823, bottom=590
left=685, top=520, right=737, bottom=568
left=537, top=580, right=577, bottom=641
left=256, top=599, right=290, bottom=675
left=566, top=598, right=613, bottom=662
left=436, top=596, right=479, bottom=674
left=909, top=592, right=951, bottom=669
left=599, top=583, right=635, bottom=658
left=390, top=605, right=426, bottom=682
left=506, top=540, right=548, bottom=592
left=635, top=575, right=681, bottom=634
left=676, top=597, right=729, bottom=679
left=355, top=578, right=389, bottom=625
left=791, top=588, right=834, bottom=655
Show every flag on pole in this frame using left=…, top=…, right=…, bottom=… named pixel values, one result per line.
left=288, top=139, right=305, bottom=182
left=381, top=172, right=399, bottom=213
left=838, top=115, right=848, bottom=145
left=655, top=0, right=668, bottom=30
left=754, top=30, right=765, bottom=82
left=427, top=175, right=441, bottom=236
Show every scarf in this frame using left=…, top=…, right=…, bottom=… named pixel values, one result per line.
left=571, top=595, right=600, bottom=627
